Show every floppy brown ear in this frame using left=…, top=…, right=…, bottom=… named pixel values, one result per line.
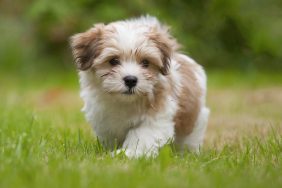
left=149, top=27, right=179, bottom=75
left=70, top=24, right=104, bottom=70
left=151, top=36, right=172, bottom=75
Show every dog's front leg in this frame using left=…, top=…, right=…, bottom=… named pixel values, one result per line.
left=120, top=120, right=174, bottom=158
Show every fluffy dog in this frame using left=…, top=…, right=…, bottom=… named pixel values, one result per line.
left=70, top=16, right=209, bottom=158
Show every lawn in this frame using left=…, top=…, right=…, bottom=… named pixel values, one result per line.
left=0, top=70, right=281, bottom=188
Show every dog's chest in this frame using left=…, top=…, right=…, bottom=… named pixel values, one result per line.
left=95, top=108, right=138, bottom=144
left=82, top=95, right=143, bottom=148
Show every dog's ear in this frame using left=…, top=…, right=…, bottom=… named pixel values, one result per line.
left=151, top=35, right=172, bottom=75
left=149, top=27, right=179, bottom=75
left=70, top=24, right=104, bottom=70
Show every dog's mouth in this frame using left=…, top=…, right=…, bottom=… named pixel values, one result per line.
left=122, top=89, right=135, bottom=95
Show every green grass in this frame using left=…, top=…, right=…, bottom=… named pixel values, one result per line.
left=0, top=70, right=281, bottom=188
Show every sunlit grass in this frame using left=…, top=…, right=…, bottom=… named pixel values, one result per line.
left=0, top=70, right=281, bottom=188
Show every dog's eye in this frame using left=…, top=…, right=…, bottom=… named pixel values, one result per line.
left=109, top=58, right=120, bottom=66
left=141, top=59, right=150, bottom=68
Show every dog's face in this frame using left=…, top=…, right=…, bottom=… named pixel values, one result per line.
left=70, top=20, right=176, bottom=101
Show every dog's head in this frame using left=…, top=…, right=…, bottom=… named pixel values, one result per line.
left=70, top=16, right=178, bottom=101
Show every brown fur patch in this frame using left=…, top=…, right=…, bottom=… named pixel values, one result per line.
left=147, top=81, right=171, bottom=115
left=174, top=55, right=202, bottom=137
left=150, top=35, right=171, bottom=75
left=148, top=26, right=180, bottom=75
left=70, top=24, right=104, bottom=70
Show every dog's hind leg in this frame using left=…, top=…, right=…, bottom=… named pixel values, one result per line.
left=175, top=107, right=210, bottom=153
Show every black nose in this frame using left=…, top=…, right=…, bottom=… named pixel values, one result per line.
left=123, top=76, right=138, bottom=88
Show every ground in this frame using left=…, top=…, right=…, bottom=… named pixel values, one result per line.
left=0, top=70, right=281, bottom=188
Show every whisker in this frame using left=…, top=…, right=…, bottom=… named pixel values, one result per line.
left=101, top=73, right=110, bottom=77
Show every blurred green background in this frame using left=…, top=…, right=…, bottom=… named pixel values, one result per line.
left=1, top=0, right=282, bottom=75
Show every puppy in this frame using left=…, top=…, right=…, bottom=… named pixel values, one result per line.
left=70, top=16, right=209, bottom=158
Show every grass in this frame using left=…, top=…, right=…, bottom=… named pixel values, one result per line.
left=0, top=70, right=281, bottom=188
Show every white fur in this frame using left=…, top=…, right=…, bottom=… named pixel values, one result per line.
left=79, top=63, right=180, bottom=158
left=77, top=16, right=209, bottom=158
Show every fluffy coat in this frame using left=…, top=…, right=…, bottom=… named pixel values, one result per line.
left=70, top=16, right=209, bottom=158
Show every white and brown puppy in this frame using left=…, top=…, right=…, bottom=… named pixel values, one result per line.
left=70, top=16, right=209, bottom=158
